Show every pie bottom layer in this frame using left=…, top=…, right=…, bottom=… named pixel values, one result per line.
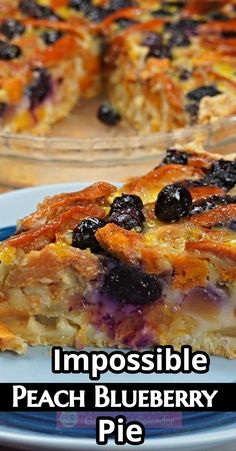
left=0, top=251, right=235, bottom=358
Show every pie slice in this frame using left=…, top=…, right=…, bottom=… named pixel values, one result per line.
left=0, top=2, right=101, bottom=134
left=0, top=144, right=236, bottom=357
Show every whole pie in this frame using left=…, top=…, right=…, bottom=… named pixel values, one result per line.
left=1, top=0, right=236, bottom=133
left=0, top=144, right=236, bottom=357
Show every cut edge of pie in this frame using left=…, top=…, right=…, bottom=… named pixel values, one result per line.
left=0, top=142, right=236, bottom=358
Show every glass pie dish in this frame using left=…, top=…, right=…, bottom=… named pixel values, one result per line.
left=0, top=98, right=236, bottom=190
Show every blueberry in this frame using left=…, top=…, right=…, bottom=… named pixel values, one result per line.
left=97, top=103, right=121, bottom=126
left=163, top=148, right=188, bottom=165
left=72, top=217, right=106, bottom=252
left=166, top=20, right=195, bottom=50
left=69, top=0, right=91, bottom=13
left=166, top=18, right=203, bottom=33
left=26, top=68, right=51, bottom=110
left=110, top=194, right=144, bottom=212
left=168, top=29, right=191, bottom=48
left=142, top=32, right=170, bottom=59
left=191, top=195, right=236, bottom=216
left=165, top=18, right=204, bottom=52
left=187, top=85, right=222, bottom=102
left=19, top=0, right=60, bottom=20
left=0, top=20, right=25, bottom=40
left=142, top=32, right=162, bottom=49
left=229, top=220, right=236, bottom=231
left=212, top=219, right=236, bottom=231
left=108, top=207, right=145, bottom=231
left=148, top=47, right=171, bottom=59
left=155, top=184, right=192, bottom=222
left=179, top=69, right=192, bottom=81
left=84, top=1, right=133, bottom=22
left=108, top=0, right=134, bottom=10
left=185, top=85, right=217, bottom=124
left=186, top=102, right=199, bottom=124
left=86, top=7, right=110, bottom=22
left=101, top=265, right=162, bottom=305
left=41, top=29, right=63, bottom=46
left=0, top=102, right=7, bottom=118
left=202, top=160, right=236, bottom=190
left=151, top=9, right=173, bottom=17
left=0, top=40, right=22, bottom=60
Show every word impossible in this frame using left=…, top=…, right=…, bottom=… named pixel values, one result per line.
left=52, top=345, right=209, bottom=380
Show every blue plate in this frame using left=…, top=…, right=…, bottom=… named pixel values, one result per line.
left=0, top=225, right=16, bottom=241
left=0, top=411, right=235, bottom=439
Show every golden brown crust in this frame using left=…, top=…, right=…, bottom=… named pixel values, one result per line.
left=19, top=182, right=116, bottom=231
left=123, top=164, right=204, bottom=203
left=0, top=322, right=26, bottom=354
left=4, top=245, right=100, bottom=288
left=96, top=223, right=171, bottom=273
left=186, top=240, right=236, bottom=262
left=6, top=204, right=106, bottom=252
left=170, top=255, right=209, bottom=291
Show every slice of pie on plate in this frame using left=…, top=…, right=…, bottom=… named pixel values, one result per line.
left=0, top=144, right=236, bottom=357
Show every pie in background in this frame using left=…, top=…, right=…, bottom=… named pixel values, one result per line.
left=0, top=0, right=236, bottom=133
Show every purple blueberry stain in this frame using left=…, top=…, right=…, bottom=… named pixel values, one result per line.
left=101, top=265, right=162, bottom=306
left=26, top=68, right=52, bottom=110
left=179, top=69, right=192, bottom=81
left=184, top=285, right=229, bottom=305
left=142, top=31, right=170, bottom=59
